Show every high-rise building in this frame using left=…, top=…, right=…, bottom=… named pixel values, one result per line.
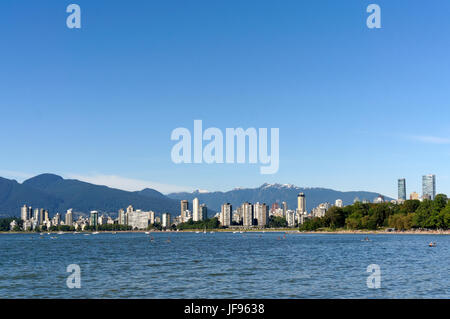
left=286, top=210, right=296, bottom=227
left=44, top=210, right=49, bottom=221
left=162, top=213, right=171, bottom=228
left=254, top=202, right=269, bottom=227
left=149, top=211, right=155, bottom=225
left=398, top=178, right=406, bottom=201
left=21, top=205, right=28, bottom=221
left=39, top=208, right=44, bottom=224
left=335, top=199, right=343, bottom=208
left=297, top=193, right=306, bottom=213
left=90, top=211, right=99, bottom=228
left=180, top=200, right=189, bottom=221
left=65, top=209, right=73, bottom=226
left=200, top=204, right=207, bottom=220
left=282, top=202, right=288, bottom=217
left=118, top=209, right=126, bottom=225
left=242, top=202, right=253, bottom=227
left=193, top=198, right=200, bottom=221
left=220, top=203, right=232, bottom=227
left=422, top=174, right=436, bottom=200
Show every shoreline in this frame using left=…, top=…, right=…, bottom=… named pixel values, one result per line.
left=1, top=229, right=449, bottom=235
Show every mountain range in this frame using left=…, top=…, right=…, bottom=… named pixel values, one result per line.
left=0, top=174, right=391, bottom=218
left=168, top=183, right=392, bottom=213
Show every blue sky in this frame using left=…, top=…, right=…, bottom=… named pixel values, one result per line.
left=1, top=0, right=450, bottom=197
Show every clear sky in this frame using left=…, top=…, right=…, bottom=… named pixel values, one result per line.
left=1, top=1, right=450, bottom=197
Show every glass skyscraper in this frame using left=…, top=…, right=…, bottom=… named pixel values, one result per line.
left=398, top=178, right=406, bottom=200
left=422, top=174, right=436, bottom=200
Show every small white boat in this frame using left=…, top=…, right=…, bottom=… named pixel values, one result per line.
left=195, top=231, right=200, bottom=234
left=92, top=232, right=99, bottom=235
left=145, top=232, right=150, bottom=235
left=57, top=231, right=64, bottom=235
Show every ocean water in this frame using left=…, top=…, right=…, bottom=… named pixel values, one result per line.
left=0, top=232, right=448, bottom=298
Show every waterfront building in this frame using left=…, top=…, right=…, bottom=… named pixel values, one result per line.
left=220, top=203, right=232, bottom=227
left=312, top=203, right=330, bottom=218
left=200, top=204, right=207, bottom=220
left=180, top=200, right=189, bottom=222
left=53, top=213, right=61, bottom=226
left=9, top=220, right=17, bottom=231
left=270, top=202, right=279, bottom=215
left=286, top=210, right=296, bottom=227
left=65, top=209, right=73, bottom=226
left=242, top=202, right=253, bottom=227
left=127, top=209, right=152, bottom=230
left=232, top=210, right=241, bottom=224
left=162, top=213, right=171, bottom=228
left=335, top=199, right=343, bottom=208
left=118, top=209, right=126, bottom=225
left=254, top=203, right=269, bottom=227
left=44, top=210, right=49, bottom=221
left=90, top=211, right=98, bottom=228
left=398, top=178, right=406, bottom=201
left=193, top=198, right=200, bottom=221
left=21, top=204, right=30, bottom=221
left=149, top=211, right=155, bottom=225
left=374, top=195, right=385, bottom=204
left=282, top=201, right=287, bottom=217
left=422, top=174, right=436, bottom=200
left=272, top=208, right=284, bottom=217
left=39, top=208, right=44, bottom=224
left=297, top=193, right=306, bottom=213
left=33, top=208, right=39, bottom=222
left=98, top=215, right=107, bottom=225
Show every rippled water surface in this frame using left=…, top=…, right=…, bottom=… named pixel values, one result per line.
left=0, top=232, right=448, bottom=298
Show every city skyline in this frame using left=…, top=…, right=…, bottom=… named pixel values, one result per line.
left=1, top=1, right=450, bottom=198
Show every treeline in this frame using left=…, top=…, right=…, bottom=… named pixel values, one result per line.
left=177, top=218, right=220, bottom=230
left=300, top=194, right=450, bottom=231
left=0, top=217, right=21, bottom=231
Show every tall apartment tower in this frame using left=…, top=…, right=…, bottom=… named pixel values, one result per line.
left=297, top=193, right=306, bottom=213
left=39, top=208, right=44, bottom=224
left=282, top=202, right=288, bottom=217
left=21, top=205, right=31, bottom=221
left=422, top=174, right=436, bottom=200
left=242, top=202, right=253, bottom=227
left=65, top=209, right=73, bottom=226
left=200, top=204, right=207, bottom=220
left=254, top=203, right=269, bottom=227
left=220, top=203, right=232, bottom=227
left=162, top=213, right=171, bottom=228
left=193, top=198, right=200, bottom=221
left=398, top=178, right=406, bottom=201
left=90, top=211, right=99, bottom=227
left=180, top=200, right=189, bottom=222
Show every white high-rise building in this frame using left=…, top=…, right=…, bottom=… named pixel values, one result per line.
left=220, top=203, right=232, bottom=227
left=193, top=198, right=200, bottom=221
left=21, top=205, right=30, bottom=221
left=286, top=210, right=296, bottom=227
left=254, top=202, right=269, bottom=227
left=162, top=213, right=171, bottom=228
left=242, top=202, right=253, bottom=227
left=65, top=209, right=73, bottom=226
left=335, top=199, right=343, bottom=208
left=297, top=193, right=306, bottom=213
